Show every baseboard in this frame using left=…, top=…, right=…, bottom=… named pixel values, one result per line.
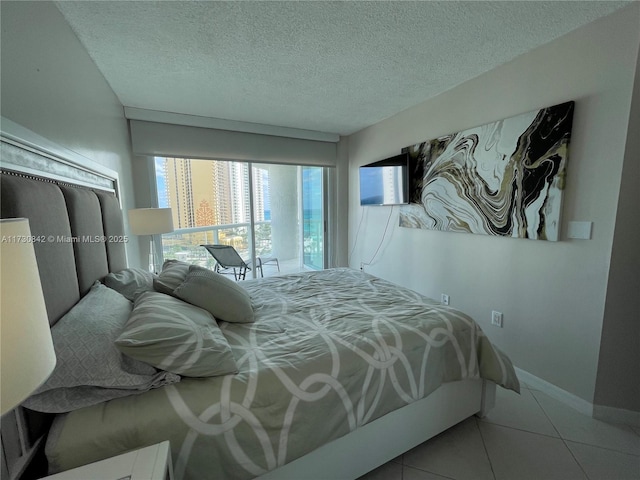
left=515, top=368, right=640, bottom=427
left=515, top=368, right=593, bottom=417
left=593, top=404, right=640, bottom=428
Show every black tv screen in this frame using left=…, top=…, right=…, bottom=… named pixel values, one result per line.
left=359, top=153, right=409, bottom=206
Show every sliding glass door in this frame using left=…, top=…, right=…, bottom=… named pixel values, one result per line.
left=251, top=163, right=301, bottom=276
left=301, top=166, right=325, bottom=270
left=155, top=157, right=252, bottom=270
left=155, top=157, right=326, bottom=278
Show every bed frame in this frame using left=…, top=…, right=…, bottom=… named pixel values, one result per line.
left=0, top=118, right=495, bottom=480
left=259, top=379, right=495, bottom=479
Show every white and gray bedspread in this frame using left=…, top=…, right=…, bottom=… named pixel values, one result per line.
left=46, top=268, right=519, bottom=479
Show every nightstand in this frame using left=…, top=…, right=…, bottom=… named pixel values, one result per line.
left=40, top=441, right=173, bottom=480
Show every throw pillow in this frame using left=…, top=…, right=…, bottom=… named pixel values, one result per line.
left=103, top=267, right=156, bottom=301
left=153, top=259, right=191, bottom=295
left=174, top=265, right=254, bottom=323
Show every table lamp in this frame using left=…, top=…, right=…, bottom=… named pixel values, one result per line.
left=128, top=208, right=174, bottom=272
left=0, top=218, right=56, bottom=416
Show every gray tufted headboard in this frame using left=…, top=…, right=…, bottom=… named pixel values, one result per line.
left=0, top=120, right=129, bottom=479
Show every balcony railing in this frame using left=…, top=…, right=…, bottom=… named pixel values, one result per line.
left=160, top=221, right=276, bottom=272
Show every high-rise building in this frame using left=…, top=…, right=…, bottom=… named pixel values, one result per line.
left=164, top=158, right=194, bottom=229
left=160, top=158, right=267, bottom=230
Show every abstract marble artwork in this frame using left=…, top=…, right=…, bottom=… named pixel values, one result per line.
left=399, top=101, right=574, bottom=241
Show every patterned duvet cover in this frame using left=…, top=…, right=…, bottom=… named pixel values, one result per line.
left=46, top=268, right=519, bottom=479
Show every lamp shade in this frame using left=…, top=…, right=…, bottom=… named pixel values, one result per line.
left=0, top=218, right=56, bottom=415
left=128, top=208, right=174, bottom=235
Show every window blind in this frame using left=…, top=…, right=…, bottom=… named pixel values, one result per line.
left=129, top=120, right=337, bottom=167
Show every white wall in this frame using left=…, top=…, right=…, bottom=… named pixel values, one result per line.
left=347, top=5, right=639, bottom=404
left=0, top=1, right=141, bottom=267
left=595, top=43, right=640, bottom=415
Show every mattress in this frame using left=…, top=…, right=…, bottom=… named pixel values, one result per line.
left=45, top=268, right=519, bottom=479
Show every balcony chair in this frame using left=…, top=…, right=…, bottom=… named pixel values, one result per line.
left=257, top=256, right=280, bottom=275
left=201, top=244, right=254, bottom=281
left=201, top=245, right=280, bottom=280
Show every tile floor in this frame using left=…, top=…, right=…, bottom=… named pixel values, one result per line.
left=358, top=383, right=640, bottom=480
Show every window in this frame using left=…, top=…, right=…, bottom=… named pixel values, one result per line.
left=154, top=157, right=326, bottom=278
left=302, top=166, right=325, bottom=270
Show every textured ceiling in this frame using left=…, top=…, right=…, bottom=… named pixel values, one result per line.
left=55, top=1, right=630, bottom=137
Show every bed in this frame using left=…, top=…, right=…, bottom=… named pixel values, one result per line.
left=0, top=120, right=519, bottom=480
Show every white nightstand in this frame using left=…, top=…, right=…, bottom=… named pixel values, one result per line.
left=40, top=441, right=173, bottom=480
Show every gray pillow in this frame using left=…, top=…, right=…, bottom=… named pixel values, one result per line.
left=153, top=259, right=191, bottom=295
left=22, top=282, right=180, bottom=413
left=115, top=292, right=238, bottom=377
left=103, top=267, right=156, bottom=301
left=174, top=265, right=254, bottom=323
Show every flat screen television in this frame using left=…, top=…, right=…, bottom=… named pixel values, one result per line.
left=359, top=153, right=409, bottom=206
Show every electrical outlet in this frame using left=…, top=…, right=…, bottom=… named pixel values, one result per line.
left=441, top=294, right=450, bottom=306
left=491, top=311, right=503, bottom=328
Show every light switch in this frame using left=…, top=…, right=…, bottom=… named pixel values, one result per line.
left=567, top=221, right=593, bottom=240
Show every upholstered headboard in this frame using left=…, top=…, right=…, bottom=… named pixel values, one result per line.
left=0, top=173, right=127, bottom=325
left=0, top=123, right=127, bottom=325
left=0, top=119, right=128, bottom=479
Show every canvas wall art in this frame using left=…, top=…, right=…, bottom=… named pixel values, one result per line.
left=399, top=101, right=574, bottom=241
